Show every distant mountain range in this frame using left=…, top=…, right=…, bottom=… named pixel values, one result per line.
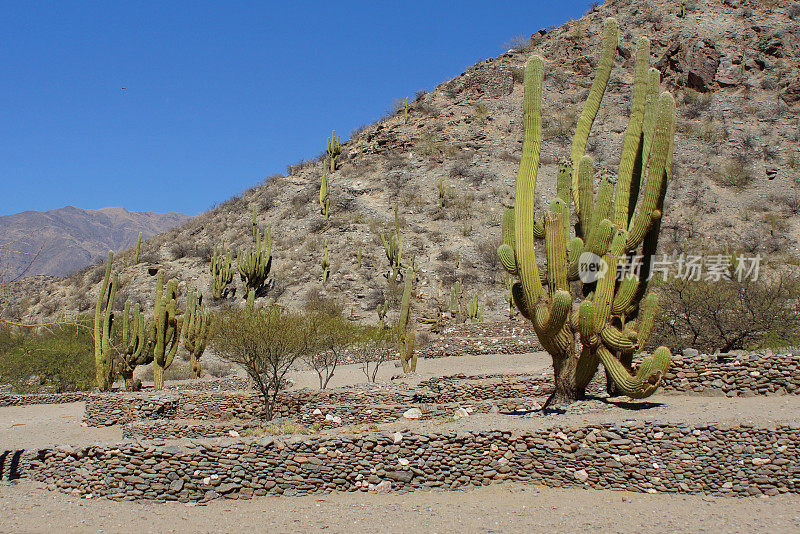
left=0, top=206, right=190, bottom=277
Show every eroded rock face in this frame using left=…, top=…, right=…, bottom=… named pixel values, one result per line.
left=656, top=38, right=721, bottom=92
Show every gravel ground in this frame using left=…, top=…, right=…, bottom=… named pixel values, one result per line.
left=2, top=480, right=799, bottom=533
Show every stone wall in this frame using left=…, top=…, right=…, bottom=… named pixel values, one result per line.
left=0, top=392, right=91, bottom=408
left=19, top=421, right=800, bottom=501
left=662, top=351, right=800, bottom=396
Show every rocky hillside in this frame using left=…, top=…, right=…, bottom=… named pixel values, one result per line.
left=7, top=0, right=800, bottom=324
left=0, top=206, right=189, bottom=277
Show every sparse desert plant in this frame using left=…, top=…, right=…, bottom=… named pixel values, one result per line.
left=357, top=332, right=393, bottom=383
left=651, top=272, right=800, bottom=353
left=499, top=21, right=676, bottom=405
left=212, top=306, right=309, bottom=420
left=304, top=311, right=360, bottom=389
left=0, top=321, right=95, bottom=393
left=713, top=157, right=752, bottom=189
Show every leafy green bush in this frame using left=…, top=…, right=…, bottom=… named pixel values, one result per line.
left=0, top=322, right=95, bottom=393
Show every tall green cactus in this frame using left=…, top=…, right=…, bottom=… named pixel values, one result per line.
left=498, top=22, right=675, bottom=405
left=117, top=300, right=153, bottom=391
left=319, top=169, right=330, bottom=219
left=210, top=243, right=234, bottom=300
left=183, top=287, right=210, bottom=379
left=380, top=205, right=403, bottom=282
left=467, top=294, right=483, bottom=323
left=134, top=232, right=142, bottom=264
left=450, top=280, right=462, bottom=320
left=93, top=251, right=117, bottom=391
left=237, top=225, right=272, bottom=292
left=152, top=270, right=184, bottom=390
left=327, top=130, right=342, bottom=172
left=398, top=265, right=417, bottom=372
left=321, top=239, right=331, bottom=285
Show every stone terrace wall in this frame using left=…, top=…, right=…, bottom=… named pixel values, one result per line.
left=0, top=392, right=91, bottom=408
left=416, top=321, right=540, bottom=359
left=20, top=421, right=800, bottom=501
left=662, top=351, right=800, bottom=396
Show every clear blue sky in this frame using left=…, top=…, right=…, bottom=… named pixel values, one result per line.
left=2, top=1, right=595, bottom=217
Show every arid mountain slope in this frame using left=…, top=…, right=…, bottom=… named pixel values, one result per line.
left=0, top=206, right=189, bottom=277
left=8, top=0, right=800, bottom=323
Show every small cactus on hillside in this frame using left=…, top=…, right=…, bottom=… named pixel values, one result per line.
left=319, top=169, right=330, bottom=219
left=321, top=239, right=331, bottom=285
left=237, top=225, right=272, bottom=293
left=327, top=130, right=342, bottom=172
left=380, top=205, right=403, bottom=283
left=210, top=244, right=234, bottom=300
left=134, top=232, right=142, bottom=264
left=467, top=294, right=483, bottom=323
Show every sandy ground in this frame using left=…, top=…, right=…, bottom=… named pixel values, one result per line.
left=286, top=350, right=553, bottom=389
left=3, top=351, right=800, bottom=532
left=2, top=479, right=799, bottom=533
left=0, top=402, right=120, bottom=449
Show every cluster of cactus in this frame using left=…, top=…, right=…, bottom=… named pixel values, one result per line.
left=210, top=244, right=234, bottom=300
left=327, top=130, right=342, bottom=172
left=151, top=271, right=184, bottom=390
left=93, top=251, right=118, bottom=391
left=321, top=239, right=331, bottom=285
left=398, top=265, right=417, bottom=372
left=380, top=205, right=403, bottom=282
left=183, top=287, right=210, bottom=379
left=117, top=300, right=152, bottom=391
left=237, top=222, right=272, bottom=292
left=319, top=170, right=330, bottom=219
left=467, top=294, right=483, bottom=323
left=498, top=19, right=675, bottom=405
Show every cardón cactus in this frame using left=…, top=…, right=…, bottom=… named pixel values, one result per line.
left=210, top=244, right=234, bottom=300
left=93, top=251, right=117, bottom=391
left=183, top=287, right=210, bottom=378
left=327, top=130, right=342, bottom=172
left=498, top=20, right=675, bottom=406
left=237, top=225, right=272, bottom=292
left=398, top=265, right=417, bottom=372
left=152, top=270, right=184, bottom=390
left=117, top=300, right=153, bottom=391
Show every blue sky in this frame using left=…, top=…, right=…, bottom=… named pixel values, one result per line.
left=1, top=1, right=595, bottom=217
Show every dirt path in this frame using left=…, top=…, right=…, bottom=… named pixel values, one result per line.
left=2, top=479, right=799, bottom=533
left=0, top=402, right=120, bottom=449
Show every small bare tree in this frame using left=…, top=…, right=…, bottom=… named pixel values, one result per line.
left=304, top=312, right=358, bottom=389
left=212, top=306, right=308, bottom=420
left=357, top=329, right=394, bottom=383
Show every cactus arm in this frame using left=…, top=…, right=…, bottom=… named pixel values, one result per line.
left=544, top=212, right=568, bottom=294
left=626, top=93, right=676, bottom=249
left=570, top=17, right=618, bottom=208
left=612, top=37, right=650, bottom=228
left=514, top=55, right=546, bottom=308
left=598, top=345, right=670, bottom=399
left=577, top=155, right=595, bottom=235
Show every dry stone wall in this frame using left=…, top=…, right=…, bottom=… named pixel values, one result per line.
left=18, top=421, right=800, bottom=501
